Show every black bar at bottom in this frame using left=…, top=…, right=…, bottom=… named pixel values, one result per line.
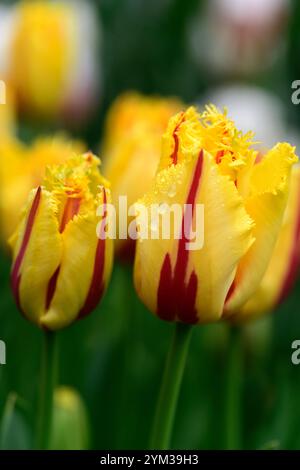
left=0, top=450, right=296, bottom=466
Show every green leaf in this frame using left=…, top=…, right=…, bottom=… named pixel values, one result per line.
left=0, top=393, right=31, bottom=450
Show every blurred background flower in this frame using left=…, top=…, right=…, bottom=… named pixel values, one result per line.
left=102, top=92, right=181, bottom=258
left=0, top=0, right=100, bottom=127
left=190, top=0, right=289, bottom=79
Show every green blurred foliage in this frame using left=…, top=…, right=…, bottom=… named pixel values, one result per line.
left=1, top=0, right=300, bottom=450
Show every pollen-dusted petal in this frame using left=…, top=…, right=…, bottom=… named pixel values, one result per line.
left=225, top=143, right=298, bottom=315
left=10, top=188, right=62, bottom=326
left=234, top=165, right=300, bottom=321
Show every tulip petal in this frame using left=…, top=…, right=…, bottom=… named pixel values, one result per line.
left=41, top=192, right=113, bottom=330
left=40, top=212, right=98, bottom=330
left=225, top=143, right=298, bottom=315
left=10, top=188, right=62, bottom=326
left=236, top=165, right=300, bottom=320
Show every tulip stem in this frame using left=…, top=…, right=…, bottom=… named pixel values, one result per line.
left=149, top=322, right=193, bottom=450
left=224, top=325, right=242, bottom=450
left=36, top=330, right=58, bottom=450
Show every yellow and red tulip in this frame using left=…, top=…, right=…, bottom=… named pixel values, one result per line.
left=10, top=153, right=113, bottom=330
left=0, top=0, right=99, bottom=123
left=103, top=92, right=181, bottom=257
left=0, top=135, right=84, bottom=243
left=235, top=164, right=300, bottom=321
left=133, top=106, right=298, bottom=324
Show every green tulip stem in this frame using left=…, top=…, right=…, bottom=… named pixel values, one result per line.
left=36, top=330, right=58, bottom=450
left=225, top=325, right=243, bottom=450
left=150, top=322, right=193, bottom=450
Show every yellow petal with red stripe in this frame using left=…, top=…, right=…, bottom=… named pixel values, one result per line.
left=234, top=165, right=300, bottom=321
left=10, top=187, right=62, bottom=326
left=225, top=143, right=298, bottom=316
left=41, top=190, right=113, bottom=330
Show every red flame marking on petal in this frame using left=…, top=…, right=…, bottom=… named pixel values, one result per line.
left=170, top=113, right=185, bottom=165
left=45, top=267, right=61, bottom=311
left=11, top=187, right=42, bottom=311
left=157, top=150, right=204, bottom=323
left=77, top=188, right=107, bottom=319
left=59, top=196, right=81, bottom=233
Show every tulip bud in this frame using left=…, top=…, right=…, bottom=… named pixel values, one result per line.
left=50, top=387, right=90, bottom=450
left=134, top=106, right=297, bottom=324
left=103, top=92, right=181, bottom=258
left=234, top=164, right=300, bottom=321
left=4, top=0, right=99, bottom=124
left=0, top=135, right=85, bottom=243
left=10, top=152, right=113, bottom=330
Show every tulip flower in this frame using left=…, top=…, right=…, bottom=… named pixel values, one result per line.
left=10, top=152, right=113, bottom=450
left=103, top=92, right=181, bottom=259
left=0, top=135, right=84, bottom=244
left=133, top=105, right=298, bottom=449
left=10, top=152, right=113, bottom=331
left=134, top=106, right=297, bottom=324
left=1, top=0, right=99, bottom=124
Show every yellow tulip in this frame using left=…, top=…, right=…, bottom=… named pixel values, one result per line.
left=103, top=92, right=181, bottom=257
left=235, top=164, right=300, bottom=321
left=9, top=0, right=98, bottom=122
left=10, top=153, right=113, bottom=330
left=133, top=106, right=298, bottom=324
left=0, top=135, right=84, bottom=243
